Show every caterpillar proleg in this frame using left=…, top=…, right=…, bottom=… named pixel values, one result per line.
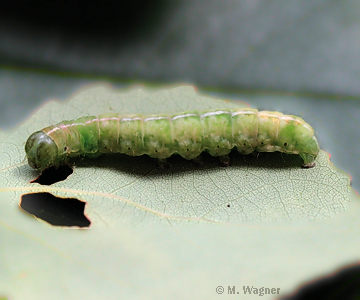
left=25, top=108, right=320, bottom=171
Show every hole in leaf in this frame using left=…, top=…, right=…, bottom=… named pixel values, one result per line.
left=31, top=165, right=73, bottom=185
left=20, top=193, right=90, bottom=228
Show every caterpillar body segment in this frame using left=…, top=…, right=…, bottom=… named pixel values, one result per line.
left=25, top=108, right=320, bottom=171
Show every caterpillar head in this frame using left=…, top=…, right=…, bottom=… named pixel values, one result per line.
left=25, top=131, right=59, bottom=171
left=297, top=135, right=320, bottom=167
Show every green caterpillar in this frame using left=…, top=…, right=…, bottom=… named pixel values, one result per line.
left=25, top=108, right=320, bottom=171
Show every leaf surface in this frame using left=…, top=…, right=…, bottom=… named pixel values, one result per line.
left=0, top=85, right=356, bottom=300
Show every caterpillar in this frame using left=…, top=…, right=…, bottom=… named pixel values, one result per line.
left=25, top=108, right=320, bottom=171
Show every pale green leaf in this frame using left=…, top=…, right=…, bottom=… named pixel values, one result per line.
left=0, top=85, right=356, bottom=300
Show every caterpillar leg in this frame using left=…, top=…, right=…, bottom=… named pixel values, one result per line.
left=250, top=151, right=260, bottom=158
left=192, top=155, right=204, bottom=167
left=157, top=158, right=169, bottom=170
left=219, top=154, right=230, bottom=167
left=299, top=153, right=316, bottom=168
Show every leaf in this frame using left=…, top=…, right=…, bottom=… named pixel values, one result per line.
left=0, top=85, right=356, bottom=299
